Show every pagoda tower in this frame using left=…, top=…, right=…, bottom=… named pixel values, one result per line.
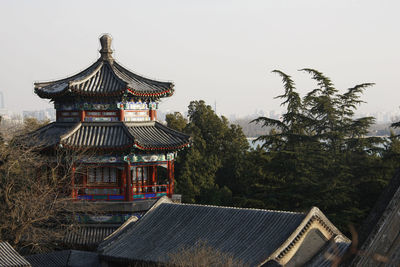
left=31, top=34, right=190, bottom=203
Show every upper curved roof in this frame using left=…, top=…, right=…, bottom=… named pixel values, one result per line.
left=34, top=35, right=174, bottom=99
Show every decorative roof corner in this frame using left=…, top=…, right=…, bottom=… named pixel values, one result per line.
left=264, top=206, right=350, bottom=266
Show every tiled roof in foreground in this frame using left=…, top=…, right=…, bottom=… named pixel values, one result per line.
left=351, top=169, right=400, bottom=266
left=27, top=121, right=190, bottom=151
left=34, top=35, right=174, bottom=99
left=26, top=250, right=99, bottom=267
left=306, top=236, right=351, bottom=267
left=98, top=197, right=349, bottom=266
left=0, top=242, right=31, bottom=267
left=63, top=225, right=121, bottom=249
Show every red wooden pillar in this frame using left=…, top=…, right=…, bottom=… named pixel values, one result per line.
left=150, top=110, right=157, bottom=121
left=119, top=109, right=125, bottom=121
left=126, top=163, right=133, bottom=201
left=79, top=110, right=86, bottom=122
left=71, top=164, right=76, bottom=199
left=151, top=166, right=156, bottom=184
left=167, top=160, right=173, bottom=197
left=121, top=168, right=126, bottom=200
left=171, top=160, right=175, bottom=195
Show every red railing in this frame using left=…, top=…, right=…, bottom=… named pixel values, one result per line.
left=74, top=184, right=170, bottom=201
left=132, top=184, right=169, bottom=200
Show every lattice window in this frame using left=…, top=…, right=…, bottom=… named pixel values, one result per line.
left=131, top=166, right=148, bottom=184
left=87, top=167, right=118, bottom=185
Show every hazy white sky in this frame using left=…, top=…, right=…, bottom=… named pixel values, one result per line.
left=0, top=0, right=399, bottom=117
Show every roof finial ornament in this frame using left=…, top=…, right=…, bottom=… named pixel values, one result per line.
left=99, top=34, right=113, bottom=61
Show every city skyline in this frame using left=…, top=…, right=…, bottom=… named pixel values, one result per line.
left=0, top=0, right=399, bottom=117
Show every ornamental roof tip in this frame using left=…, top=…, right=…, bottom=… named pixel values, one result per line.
left=99, top=34, right=113, bottom=61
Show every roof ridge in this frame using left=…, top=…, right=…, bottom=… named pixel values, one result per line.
left=123, top=121, right=156, bottom=127
left=59, top=122, right=82, bottom=141
left=163, top=202, right=306, bottom=215
left=69, top=60, right=104, bottom=85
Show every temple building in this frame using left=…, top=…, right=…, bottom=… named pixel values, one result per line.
left=30, top=34, right=190, bottom=204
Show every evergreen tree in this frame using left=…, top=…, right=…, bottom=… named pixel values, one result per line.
left=165, top=112, right=188, bottom=132
left=169, top=101, right=248, bottom=205
left=251, top=69, right=390, bottom=230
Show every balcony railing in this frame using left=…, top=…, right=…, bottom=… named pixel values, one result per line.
left=132, top=184, right=168, bottom=200
left=75, top=184, right=169, bottom=201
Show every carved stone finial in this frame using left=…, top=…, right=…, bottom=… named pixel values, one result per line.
left=99, top=34, right=113, bottom=61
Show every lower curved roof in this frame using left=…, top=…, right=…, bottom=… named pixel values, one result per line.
left=27, top=121, right=190, bottom=151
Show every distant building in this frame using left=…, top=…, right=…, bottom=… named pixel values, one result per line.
left=22, top=108, right=55, bottom=121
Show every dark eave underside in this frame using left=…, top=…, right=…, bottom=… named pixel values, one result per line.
left=27, top=121, right=190, bottom=151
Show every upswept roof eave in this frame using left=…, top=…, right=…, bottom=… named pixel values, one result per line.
left=124, top=121, right=191, bottom=151
left=154, top=121, right=191, bottom=140
left=22, top=122, right=78, bottom=149
left=34, top=60, right=102, bottom=99
left=112, top=61, right=175, bottom=98
left=112, top=61, right=174, bottom=88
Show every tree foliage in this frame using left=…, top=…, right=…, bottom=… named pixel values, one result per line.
left=249, top=69, right=391, bottom=229
left=165, top=112, right=187, bottom=132
left=168, top=101, right=248, bottom=205
left=173, top=70, right=398, bottom=232
left=0, top=124, right=87, bottom=254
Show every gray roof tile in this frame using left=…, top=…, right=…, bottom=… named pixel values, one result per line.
left=125, top=121, right=190, bottom=150
left=26, top=122, right=190, bottom=151
left=62, top=123, right=133, bottom=149
left=63, top=225, right=120, bottom=248
left=98, top=201, right=306, bottom=266
left=26, top=250, right=99, bottom=267
left=305, top=237, right=350, bottom=267
left=351, top=169, right=400, bottom=266
left=0, top=242, right=31, bottom=267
